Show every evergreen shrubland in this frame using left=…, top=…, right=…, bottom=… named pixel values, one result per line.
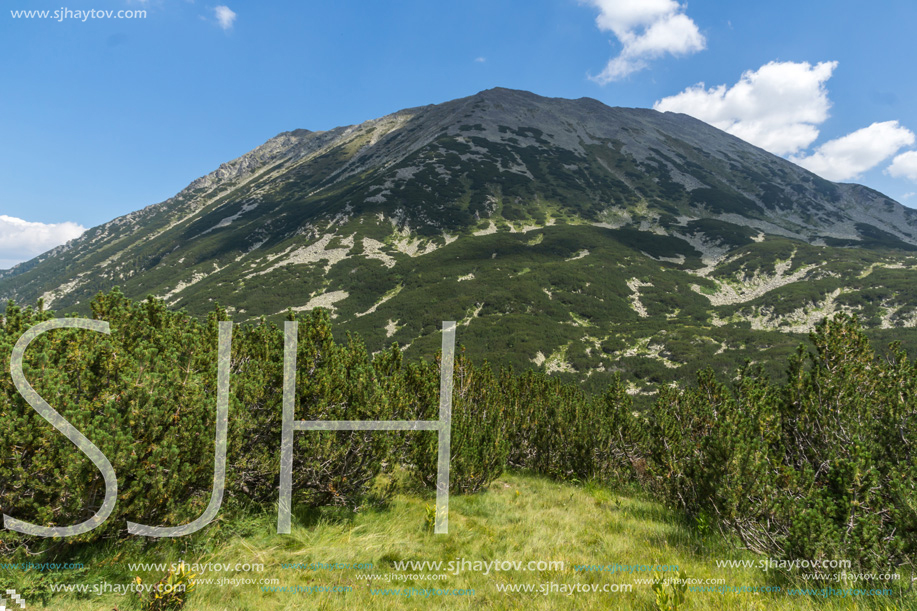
left=1, top=292, right=914, bottom=573
left=639, top=314, right=916, bottom=570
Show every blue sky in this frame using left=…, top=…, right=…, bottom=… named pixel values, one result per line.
left=3, top=0, right=917, bottom=268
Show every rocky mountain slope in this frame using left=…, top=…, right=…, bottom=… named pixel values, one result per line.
left=4, top=87, right=917, bottom=392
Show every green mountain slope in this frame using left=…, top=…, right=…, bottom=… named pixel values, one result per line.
left=4, top=87, right=917, bottom=392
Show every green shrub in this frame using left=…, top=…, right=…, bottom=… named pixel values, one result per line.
left=230, top=310, right=398, bottom=510
left=504, top=371, right=634, bottom=481
left=406, top=352, right=509, bottom=494
left=639, top=314, right=917, bottom=569
left=0, top=291, right=228, bottom=551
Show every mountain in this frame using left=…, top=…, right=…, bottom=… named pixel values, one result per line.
left=4, top=87, right=917, bottom=393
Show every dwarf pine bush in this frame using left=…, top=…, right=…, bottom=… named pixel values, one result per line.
left=229, top=309, right=399, bottom=510
left=639, top=314, right=916, bottom=569
left=405, top=351, right=510, bottom=494
left=1, top=291, right=227, bottom=551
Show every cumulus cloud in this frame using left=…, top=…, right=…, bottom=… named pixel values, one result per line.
left=0, top=215, right=86, bottom=270
left=585, top=0, right=705, bottom=82
left=654, top=61, right=837, bottom=156
left=789, top=122, right=915, bottom=182
left=886, top=150, right=917, bottom=182
left=213, top=5, right=236, bottom=31
left=654, top=60, right=917, bottom=183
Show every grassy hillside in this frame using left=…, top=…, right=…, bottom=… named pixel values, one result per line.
left=5, top=472, right=912, bottom=611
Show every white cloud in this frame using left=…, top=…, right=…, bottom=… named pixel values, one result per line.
left=474, top=56, right=486, bottom=63
left=213, top=5, right=236, bottom=31
left=0, top=215, right=86, bottom=270
left=585, top=0, right=705, bottom=82
left=654, top=59, right=917, bottom=184
left=886, top=150, right=917, bottom=182
left=654, top=61, right=837, bottom=156
left=790, top=121, right=915, bottom=182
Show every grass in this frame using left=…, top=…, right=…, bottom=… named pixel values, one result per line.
left=4, top=471, right=914, bottom=610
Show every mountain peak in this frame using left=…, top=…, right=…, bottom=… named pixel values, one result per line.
left=3, top=88, right=917, bottom=394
